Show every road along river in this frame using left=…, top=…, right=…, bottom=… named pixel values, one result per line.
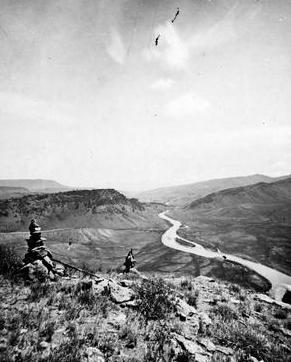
left=159, top=211, right=291, bottom=302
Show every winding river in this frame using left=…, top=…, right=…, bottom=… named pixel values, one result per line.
left=159, top=211, right=291, bottom=300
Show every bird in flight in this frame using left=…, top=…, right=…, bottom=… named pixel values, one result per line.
left=171, top=7, right=180, bottom=23
left=155, top=34, right=160, bottom=46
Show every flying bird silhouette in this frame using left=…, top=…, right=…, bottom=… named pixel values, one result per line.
left=171, top=7, right=180, bottom=23
left=155, top=34, right=160, bottom=46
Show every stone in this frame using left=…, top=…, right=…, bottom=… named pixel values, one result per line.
left=280, top=327, right=291, bottom=337
left=198, top=338, right=216, bottom=352
left=216, top=346, right=234, bottom=355
left=255, top=293, right=291, bottom=310
left=0, top=337, right=8, bottom=352
left=51, top=327, right=69, bottom=347
left=122, top=299, right=140, bottom=308
left=195, top=353, right=210, bottom=362
left=93, top=280, right=110, bottom=294
left=20, top=329, right=28, bottom=335
left=28, top=260, right=49, bottom=281
left=176, top=298, right=197, bottom=318
left=195, top=276, right=215, bottom=283
left=82, top=347, right=105, bottom=362
left=249, top=357, right=265, bottom=362
left=174, top=334, right=208, bottom=355
left=169, top=338, right=182, bottom=357
left=199, top=312, right=212, bottom=334
left=230, top=298, right=240, bottom=304
left=120, top=280, right=135, bottom=288
left=180, top=315, right=200, bottom=339
left=39, top=341, right=50, bottom=350
left=107, top=311, right=127, bottom=328
left=108, top=281, right=134, bottom=303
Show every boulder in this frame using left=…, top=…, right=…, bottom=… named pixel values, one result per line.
left=198, top=312, right=212, bottom=334
left=82, top=347, right=105, bottom=362
left=215, top=346, right=234, bottom=355
left=175, top=298, right=197, bottom=319
left=198, top=338, right=216, bottom=352
left=195, top=354, right=210, bottom=362
left=28, top=260, right=49, bottom=281
left=195, top=276, right=215, bottom=283
left=180, top=315, right=200, bottom=339
left=108, top=281, right=134, bottom=303
left=173, top=334, right=208, bottom=355
left=93, top=280, right=110, bottom=295
left=107, top=311, right=127, bottom=328
left=0, top=337, right=8, bottom=352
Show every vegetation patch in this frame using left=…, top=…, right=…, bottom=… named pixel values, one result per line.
left=134, top=278, right=175, bottom=321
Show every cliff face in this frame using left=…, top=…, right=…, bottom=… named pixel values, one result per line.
left=0, top=189, right=164, bottom=232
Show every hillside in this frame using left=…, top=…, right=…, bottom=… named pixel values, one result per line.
left=0, top=186, right=29, bottom=200
left=0, top=189, right=165, bottom=233
left=135, top=174, right=277, bottom=206
left=172, top=177, right=291, bottom=276
left=0, top=179, right=71, bottom=193
left=0, top=258, right=290, bottom=362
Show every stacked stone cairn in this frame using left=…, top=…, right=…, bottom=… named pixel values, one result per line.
left=21, top=219, right=62, bottom=281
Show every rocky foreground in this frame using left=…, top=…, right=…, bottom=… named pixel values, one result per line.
left=0, top=270, right=291, bottom=362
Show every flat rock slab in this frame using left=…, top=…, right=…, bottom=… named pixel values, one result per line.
left=216, top=346, right=234, bottom=355
left=173, top=334, right=209, bottom=356
left=198, top=338, right=216, bottom=352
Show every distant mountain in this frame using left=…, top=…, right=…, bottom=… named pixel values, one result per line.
left=0, top=179, right=71, bottom=193
left=172, top=177, right=291, bottom=275
left=135, top=174, right=279, bottom=206
left=0, top=188, right=165, bottom=232
left=188, top=177, right=291, bottom=216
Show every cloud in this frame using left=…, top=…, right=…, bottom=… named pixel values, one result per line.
left=143, top=3, right=258, bottom=71
left=0, top=92, right=76, bottom=125
left=165, top=93, right=211, bottom=118
left=106, top=28, right=126, bottom=64
left=144, top=22, right=189, bottom=70
left=150, top=78, right=174, bottom=90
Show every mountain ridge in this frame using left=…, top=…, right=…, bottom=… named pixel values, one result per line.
left=134, top=174, right=288, bottom=206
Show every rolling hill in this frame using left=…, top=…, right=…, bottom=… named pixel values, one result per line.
left=135, top=174, right=284, bottom=206
left=0, top=179, right=71, bottom=194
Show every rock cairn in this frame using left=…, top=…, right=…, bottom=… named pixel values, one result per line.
left=21, top=219, right=62, bottom=281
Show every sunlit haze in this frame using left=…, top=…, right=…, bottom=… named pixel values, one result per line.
left=0, top=0, right=290, bottom=191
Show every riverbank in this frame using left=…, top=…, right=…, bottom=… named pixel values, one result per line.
left=159, top=211, right=291, bottom=303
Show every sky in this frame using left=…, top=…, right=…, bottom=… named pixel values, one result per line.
left=0, top=0, right=290, bottom=191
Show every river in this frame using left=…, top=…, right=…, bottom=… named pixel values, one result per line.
left=159, top=211, right=291, bottom=300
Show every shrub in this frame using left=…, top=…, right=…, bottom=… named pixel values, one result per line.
left=209, top=317, right=289, bottom=361
left=283, top=318, right=291, bottom=330
left=0, top=245, right=23, bottom=280
left=254, top=302, right=263, bottom=313
left=39, top=321, right=55, bottom=342
left=97, top=333, right=119, bottom=359
left=119, top=324, right=137, bottom=348
left=42, top=340, right=83, bottom=361
left=134, top=278, right=174, bottom=321
left=28, top=281, right=57, bottom=302
left=144, top=322, right=172, bottom=361
left=180, top=278, right=193, bottom=291
left=185, top=289, right=199, bottom=308
left=229, top=284, right=241, bottom=294
left=274, top=308, right=288, bottom=319
left=212, top=303, right=238, bottom=322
